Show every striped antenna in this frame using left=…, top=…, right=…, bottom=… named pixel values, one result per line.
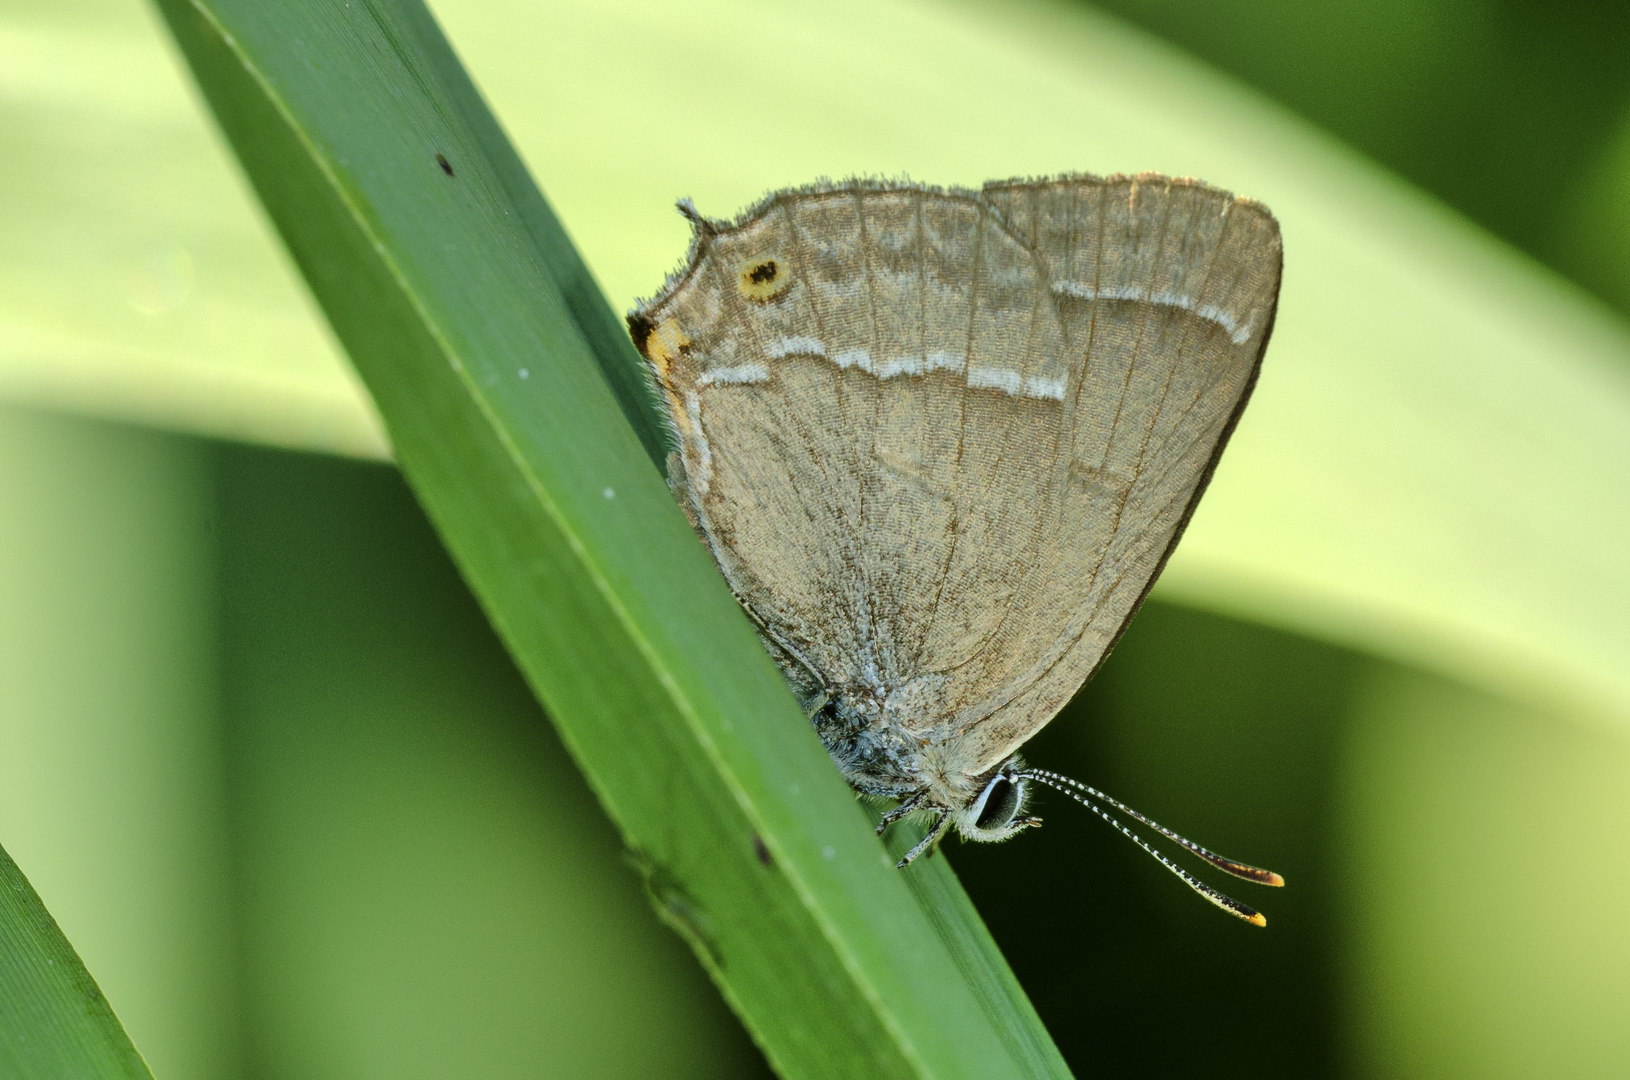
left=1020, top=769, right=1283, bottom=927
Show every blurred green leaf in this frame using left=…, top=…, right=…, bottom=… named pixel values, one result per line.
left=1557, top=103, right=1630, bottom=316
left=0, top=0, right=382, bottom=457
left=9, top=0, right=1628, bottom=739
left=0, top=406, right=228, bottom=1080
left=0, top=841, right=154, bottom=1080
left=1079, top=0, right=1630, bottom=283
left=148, top=0, right=1067, bottom=1076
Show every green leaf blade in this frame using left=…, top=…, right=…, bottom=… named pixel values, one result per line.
left=0, top=843, right=155, bottom=1080
left=149, top=1, right=1069, bottom=1076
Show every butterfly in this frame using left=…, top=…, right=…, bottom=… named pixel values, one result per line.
left=630, top=174, right=1284, bottom=923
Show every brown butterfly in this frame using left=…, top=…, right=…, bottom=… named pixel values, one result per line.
left=630, top=174, right=1285, bottom=924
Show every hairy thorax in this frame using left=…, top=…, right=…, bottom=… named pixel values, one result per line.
left=807, top=669, right=982, bottom=808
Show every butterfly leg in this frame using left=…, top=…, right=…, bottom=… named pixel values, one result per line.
left=874, top=790, right=928, bottom=835
left=895, top=809, right=951, bottom=869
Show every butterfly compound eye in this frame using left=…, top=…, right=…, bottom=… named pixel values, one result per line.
left=974, top=774, right=1022, bottom=833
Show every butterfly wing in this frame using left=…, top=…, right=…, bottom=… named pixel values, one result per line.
left=951, top=175, right=1281, bottom=771
left=633, top=176, right=1280, bottom=778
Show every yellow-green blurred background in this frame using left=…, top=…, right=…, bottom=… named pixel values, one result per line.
left=3, top=1, right=1629, bottom=1078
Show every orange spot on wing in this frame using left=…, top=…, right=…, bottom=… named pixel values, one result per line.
left=646, top=318, right=689, bottom=384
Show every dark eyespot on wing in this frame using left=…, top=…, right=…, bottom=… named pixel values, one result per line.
left=627, top=311, right=657, bottom=358
left=735, top=254, right=791, bottom=302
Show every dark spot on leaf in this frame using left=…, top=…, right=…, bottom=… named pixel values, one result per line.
left=436, top=153, right=454, bottom=177
left=753, top=834, right=774, bottom=867
left=747, top=260, right=777, bottom=284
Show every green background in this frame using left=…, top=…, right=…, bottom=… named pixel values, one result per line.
left=3, top=0, right=1629, bottom=1077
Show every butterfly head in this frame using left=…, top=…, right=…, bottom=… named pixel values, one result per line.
left=950, top=757, right=1040, bottom=843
